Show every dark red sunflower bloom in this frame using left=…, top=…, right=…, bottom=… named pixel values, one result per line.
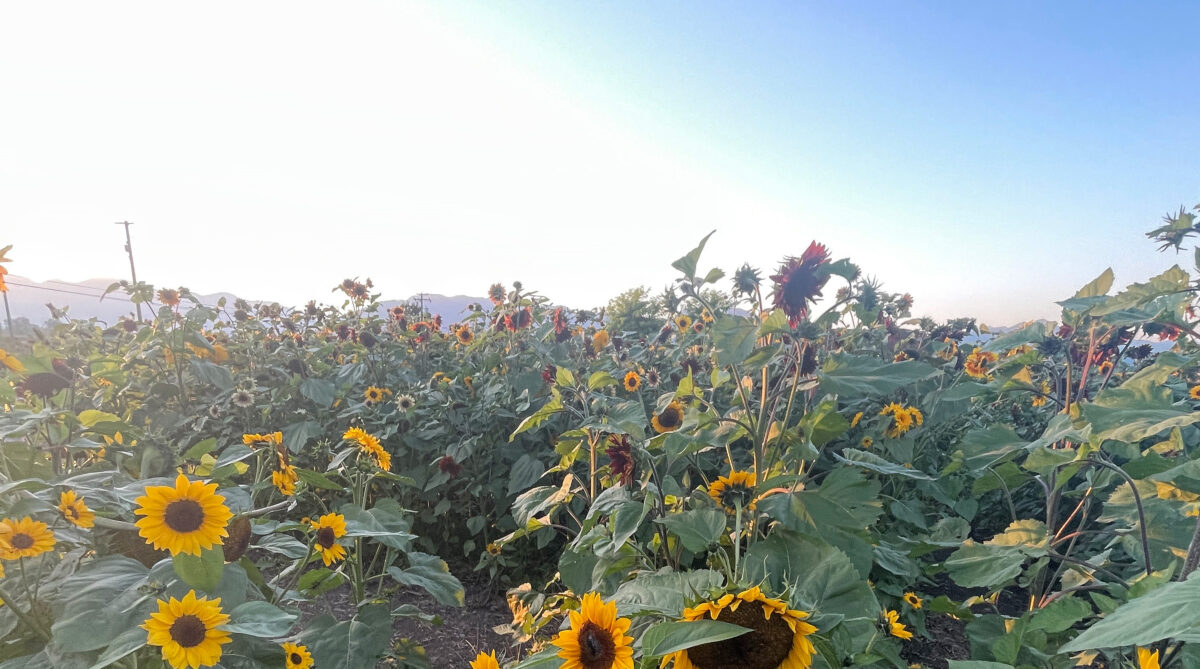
left=605, top=435, right=634, bottom=486
left=438, top=455, right=462, bottom=479
left=770, top=241, right=831, bottom=326
left=515, top=307, right=533, bottom=329
left=553, top=307, right=572, bottom=343
left=542, top=364, right=557, bottom=384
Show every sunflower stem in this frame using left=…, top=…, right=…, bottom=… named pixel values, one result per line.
left=733, top=503, right=743, bottom=581
left=0, top=581, right=50, bottom=641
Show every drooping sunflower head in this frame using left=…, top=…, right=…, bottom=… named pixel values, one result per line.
left=457, top=326, right=475, bottom=346
left=58, top=489, right=95, bottom=528
left=902, top=592, right=922, bottom=609
left=770, top=242, right=832, bottom=326
left=142, top=589, right=231, bottom=669
left=708, top=471, right=758, bottom=513
left=470, top=650, right=501, bottom=669
left=605, top=434, right=634, bottom=486
left=882, top=610, right=912, bottom=640
left=623, top=371, right=641, bottom=392
left=664, top=586, right=816, bottom=669
left=651, top=401, right=685, bottom=434
left=0, top=516, right=56, bottom=560
left=282, top=642, right=314, bottom=669
left=553, top=592, right=634, bottom=669
left=488, top=283, right=506, bottom=305
left=592, top=330, right=611, bottom=355
left=134, top=474, right=233, bottom=557
left=311, top=513, right=348, bottom=566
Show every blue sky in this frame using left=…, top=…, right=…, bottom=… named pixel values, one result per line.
left=1, top=2, right=1196, bottom=323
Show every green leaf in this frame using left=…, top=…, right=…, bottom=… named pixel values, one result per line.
left=510, top=393, right=563, bottom=441
left=87, top=627, right=147, bottom=669
left=833, top=449, right=933, bottom=480
left=1027, top=596, right=1092, bottom=634
left=52, top=557, right=151, bottom=653
left=172, top=545, right=225, bottom=593
left=512, top=648, right=565, bottom=669
left=641, top=619, right=751, bottom=658
left=742, top=530, right=880, bottom=622
left=947, top=662, right=1014, bottom=669
left=672, top=230, right=716, bottom=278
left=1060, top=576, right=1200, bottom=651
left=508, top=453, right=546, bottom=495
left=818, top=354, right=935, bottom=397
left=189, top=358, right=234, bottom=390
left=76, top=409, right=120, bottom=427
left=183, top=437, right=218, bottom=460
left=944, top=542, right=1025, bottom=588
left=657, top=508, right=727, bottom=553
left=387, top=552, right=465, bottom=606
left=297, top=603, right=393, bottom=668
left=798, top=395, right=849, bottom=447
left=712, top=316, right=757, bottom=367
left=1073, top=268, right=1115, bottom=299
left=299, top=377, right=337, bottom=408
left=295, top=468, right=344, bottom=491
left=223, top=601, right=298, bottom=637
left=611, top=569, right=725, bottom=617
left=587, top=371, right=618, bottom=390
left=956, top=424, right=1026, bottom=472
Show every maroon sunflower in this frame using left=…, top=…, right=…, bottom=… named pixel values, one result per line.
left=770, top=241, right=832, bottom=326
left=553, top=307, right=572, bottom=343
left=488, top=283, right=506, bottom=305
left=605, top=435, right=634, bottom=486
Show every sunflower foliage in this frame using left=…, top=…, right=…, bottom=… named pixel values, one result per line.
left=7, top=200, right=1200, bottom=669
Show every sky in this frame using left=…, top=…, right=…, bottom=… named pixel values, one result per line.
left=1, top=1, right=1198, bottom=325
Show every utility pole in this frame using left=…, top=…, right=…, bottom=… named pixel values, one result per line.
left=115, top=221, right=143, bottom=321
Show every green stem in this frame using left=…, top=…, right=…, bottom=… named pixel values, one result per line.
left=0, top=581, right=50, bottom=641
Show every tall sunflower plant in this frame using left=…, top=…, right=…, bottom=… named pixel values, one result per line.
left=497, top=234, right=914, bottom=669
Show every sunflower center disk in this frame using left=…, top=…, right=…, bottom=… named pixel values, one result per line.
left=290, top=653, right=303, bottom=664
left=12, top=533, right=34, bottom=550
left=164, top=499, right=206, bottom=533
left=575, top=621, right=616, bottom=669
left=168, top=614, right=208, bottom=648
left=316, top=527, right=336, bottom=548
left=659, top=410, right=680, bottom=429
left=687, top=601, right=794, bottom=669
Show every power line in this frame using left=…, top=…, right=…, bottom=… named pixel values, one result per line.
left=5, top=280, right=135, bottom=303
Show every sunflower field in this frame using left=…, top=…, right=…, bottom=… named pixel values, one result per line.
left=4, top=204, right=1200, bottom=669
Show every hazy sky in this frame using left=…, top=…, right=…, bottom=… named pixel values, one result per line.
left=2, top=2, right=1197, bottom=324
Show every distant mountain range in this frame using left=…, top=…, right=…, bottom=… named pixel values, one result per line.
left=1, top=275, right=482, bottom=328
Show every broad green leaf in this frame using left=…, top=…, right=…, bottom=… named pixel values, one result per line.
left=712, top=316, right=757, bottom=366
left=833, top=449, right=933, bottom=480
left=944, top=542, right=1025, bottom=588
left=1060, top=576, right=1200, bottom=651
left=508, top=453, right=547, bottom=495
left=510, top=392, right=563, bottom=441
left=1028, top=596, right=1092, bottom=634
left=172, top=545, right=225, bottom=593
left=956, top=424, right=1026, bottom=472
left=87, top=628, right=147, bottom=669
left=611, top=569, right=725, bottom=617
left=947, top=662, right=1014, bottom=669
left=742, top=530, right=880, bottom=622
left=798, top=395, right=849, bottom=447
left=299, top=377, right=337, bottom=408
left=672, top=230, right=716, bottom=278
left=387, top=552, right=464, bottom=606
left=297, top=603, right=392, bottom=668
left=52, top=557, right=151, bottom=653
left=223, top=601, right=297, bottom=637
left=818, top=354, right=935, bottom=397
left=641, top=620, right=750, bottom=658
left=657, top=508, right=726, bottom=553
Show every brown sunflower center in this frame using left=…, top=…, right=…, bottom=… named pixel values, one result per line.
left=12, top=533, right=34, bottom=550
left=164, top=499, right=206, bottom=533
left=64, top=506, right=79, bottom=519
left=576, top=621, right=616, bottom=669
left=168, top=614, right=208, bottom=648
left=290, top=653, right=303, bottom=665
left=316, top=526, right=336, bottom=548
left=687, top=601, right=794, bottom=669
left=658, top=408, right=681, bottom=429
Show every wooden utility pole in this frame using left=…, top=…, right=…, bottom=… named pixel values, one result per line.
left=115, top=221, right=143, bottom=320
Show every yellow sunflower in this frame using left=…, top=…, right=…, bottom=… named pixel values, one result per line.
left=363, top=386, right=389, bottom=404
left=143, top=590, right=231, bottom=669
left=623, top=371, right=642, bottom=392
left=311, top=513, right=348, bottom=566
left=0, top=347, right=24, bottom=373
left=471, top=651, right=501, bottom=669
left=1138, top=647, right=1161, bottom=669
left=860, top=436, right=874, bottom=449
left=674, top=315, right=693, bottom=331
left=880, top=403, right=923, bottom=439
left=652, top=401, right=685, bottom=434
left=708, top=471, right=758, bottom=513
left=456, top=327, right=475, bottom=346
left=883, top=610, right=912, bottom=640
left=1190, top=385, right=1200, bottom=400
left=282, top=642, right=314, bottom=669
left=272, top=465, right=298, bottom=496
left=592, top=330, right=611, bottom=354
left=1033, top=380, right=1051, bottom=407
left=902, top=592, right=922, bottom=609
left=134, top=474, right=233, bottom=556
left=554, top=592, right=634, bottom=669
left=0, top=516, right=56, bottom=560
left=58, top=489, right=95, bottom=528
left=964, top=348, right=997, bottom=379
left=242, top=432, right=283, bottom=447
left=850, top=412, right=863, bottom=428
left=661, top=586, right=816, bottom=669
